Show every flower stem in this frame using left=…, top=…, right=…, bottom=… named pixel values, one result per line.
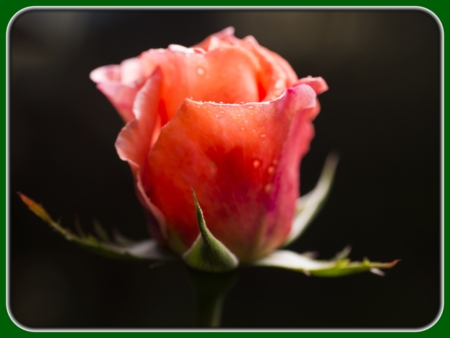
left=186, top=267, right=238, bottom=328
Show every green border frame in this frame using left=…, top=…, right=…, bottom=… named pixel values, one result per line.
left=2, top=2, right=446, bottom=335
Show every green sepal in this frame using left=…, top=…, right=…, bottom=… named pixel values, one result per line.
left=253, top=248, right=399, bottom=277
left=18, top=193, right=176, bottom=262
left=183, top=189, right=239, bottom=273
left=284, top=153, right=339, bottom=247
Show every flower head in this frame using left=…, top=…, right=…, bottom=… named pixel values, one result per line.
left=90, top=28, right=327, bottom=264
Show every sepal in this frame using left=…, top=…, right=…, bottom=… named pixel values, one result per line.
left=183, top=190, right=239, bottom=273
left=253, top=247, right=399, bottom=277
left=18, top=193, right=176, bottom=262
left=284, top=153, right=339, bottom=246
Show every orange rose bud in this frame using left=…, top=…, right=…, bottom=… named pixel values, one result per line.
left=90, top=28, right=328, bottom=263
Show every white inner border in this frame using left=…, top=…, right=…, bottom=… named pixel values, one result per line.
left=5, top=6, right=444, bottom=333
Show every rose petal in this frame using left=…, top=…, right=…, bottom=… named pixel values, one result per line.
left=90, top=57, right=146, bottom=123
left=195, top=28, right=299, bottom=101
left=295, top=76, right=329, bottom=95
left=115, top=68, right=162, bottom=167
left=294, top=76, right=329, bottom=121
left=95, top=82, right=140, bottom=122
left=138, top=45, right=261, bottom=121
left=241, top=36, right=298, bottom=100
left=194, top=27, right=238, bottom=51
left=115, top=68, right=167, bottom=240
left=144, top=84, right=318, bottom=261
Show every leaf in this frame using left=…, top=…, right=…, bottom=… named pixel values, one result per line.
left=19, top=193, right=176, bottom=262
left=253, top=249, right=399, bottom=277
left=283, top=153, right=339, bottom=246
left=183, top=189, right=239, bottom=273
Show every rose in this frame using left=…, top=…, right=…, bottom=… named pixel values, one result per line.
left=90, top=27, right=328, bottom=264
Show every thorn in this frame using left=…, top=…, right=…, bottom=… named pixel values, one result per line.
left=370, top=268, right=385, bottom=276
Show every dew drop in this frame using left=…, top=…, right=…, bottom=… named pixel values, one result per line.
left=247, top=105, right=254, bottom=110
left=272, top=159, right=278, bottom=165
left=241, top=127, right=245, bottom=131
left=268, top=166, right=275, bottom=174
left=244, top=120, right=248, bottom=123
left=216, top=114, right=219, bottom=118
left=253, top=160, right=261, bottom=168
left=197, top=67, right=205, bottom=75
left=264, top=184, right=273, bottom=193
left=220, top=110, right=225, bottom=114
left=237, top=113, right=241, bottom=117
left=260, top=133, right=267, bottom=138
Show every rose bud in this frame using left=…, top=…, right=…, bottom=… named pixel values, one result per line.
left=90, top=27, right=328, bottom=268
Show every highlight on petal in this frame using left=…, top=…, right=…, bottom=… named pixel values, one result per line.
left=283, top=153, right=339, bottom=247
left=253, top=249, right=399, bottom=277
left=145, top=84, right=317, bottom=261
left=183, top=190, right=239, bottom=273
left=18, top=193, right=176, bottom=262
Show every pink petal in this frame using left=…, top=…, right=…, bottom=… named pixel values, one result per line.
left=242, top=36, right=298, bottom=100
left=138, top=45, right=261, bottom=121
left=90, top=58, right=146, bottom=123
left=143, top=84, right=318, bottom=261
left=115, top=69, right=167, bottom=240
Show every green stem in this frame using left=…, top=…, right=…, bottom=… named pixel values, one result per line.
left=186, top=267, right=238, bottom=328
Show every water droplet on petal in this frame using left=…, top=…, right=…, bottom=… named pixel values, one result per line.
left=241, top=127, right=245, bottom=131
left=272, top=159, right=278, bottom=165
left=264, top=184, right=273, bottom=193
left=268, top=166, right=275, bottom=174
left=244, top=120, right=248, bottom=123
left=197, top=67, right=205, bottom=75
left=260, top=133, right=267, bottom=138
left=220, top=110, right=225, bottom=114
left=247, top=105, right=254, bottom=110
left=253, top=160, right=261, bottom=168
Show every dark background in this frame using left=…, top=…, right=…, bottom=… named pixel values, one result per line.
left=8, top=10, right=441, bottom=329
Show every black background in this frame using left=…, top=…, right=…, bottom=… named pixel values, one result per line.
left=9, top=9, right=440, bottom=329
